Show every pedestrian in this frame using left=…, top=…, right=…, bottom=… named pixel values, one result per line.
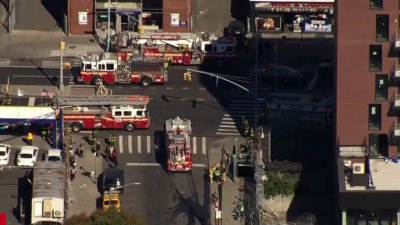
left=114, top=156, right=119, bottom=168
left=70, top=166, right=77, bottom=181
left=27, top=132, right=33, bottom=146
left=78, top=144, right=84, bottom=158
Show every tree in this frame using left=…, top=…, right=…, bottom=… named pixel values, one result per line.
left=64, top=209, right=147, bottom=225
left=263, top=172, right=297, bottom=199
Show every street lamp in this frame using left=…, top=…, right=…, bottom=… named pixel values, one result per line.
left=60, top=41, right=65, bottom=94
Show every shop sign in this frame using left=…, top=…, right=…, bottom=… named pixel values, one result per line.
left=256, top=15, right=282, bottom=32
left=255, top=2, right=334, bottom=13
left=79, top=12, right=88, bottom=25
left=171, top=13, right=180, bottom=27
left=180, top=21, right=187, bottom=27
left=304, top=14, right=332, bottom=33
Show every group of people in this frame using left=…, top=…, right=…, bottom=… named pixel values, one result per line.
left=209, top=162, right=227, bottom=183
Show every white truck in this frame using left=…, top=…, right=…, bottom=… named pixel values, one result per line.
left=31, top=161, right=65, bottom=225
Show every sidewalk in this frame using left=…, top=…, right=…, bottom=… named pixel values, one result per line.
left=66, top=134, right=103, bottom=217
left=209, top=137, right=245, bottom=225
left=0, top=30, right=104, bottom=59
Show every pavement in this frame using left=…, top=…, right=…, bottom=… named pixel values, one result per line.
left=208, top=137, right=245, bottom=225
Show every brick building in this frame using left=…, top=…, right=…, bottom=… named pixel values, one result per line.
left=162, top=0, right=191, bottom=32
left=68, top=0, right=94, bottom=35
left=336, top=0, right=400, bottom=224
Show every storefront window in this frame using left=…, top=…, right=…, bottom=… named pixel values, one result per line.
left=347, top=210, right=396, bottom=225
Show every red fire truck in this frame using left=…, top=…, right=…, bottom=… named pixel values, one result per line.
left=58, top=95, right=151, bottom=133
left=165, top=117, right=193, bottom=172
left=76, top=52, right=167, bottom=87
left=117, top=32, right=237, bottom=66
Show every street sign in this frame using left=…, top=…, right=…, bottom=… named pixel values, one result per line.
left=216, top=210, right=222, bottom=219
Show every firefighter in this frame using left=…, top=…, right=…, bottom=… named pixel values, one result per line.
left=209, top=166, right=214, bottom=184
left=213, top=164, right=221, bottom=182
left=241, top=116, right=249, bottom=137
left=95, top=141, right=101, bottom=157
left=109, top=131, right=116, bottom=147
left=248, top=128, right=255, bottom=143
left=27, top=132, right=33, bottom=146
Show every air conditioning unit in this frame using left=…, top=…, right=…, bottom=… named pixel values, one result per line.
left=353, top=163, right=365, bottom=174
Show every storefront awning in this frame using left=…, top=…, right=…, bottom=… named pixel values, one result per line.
left=255, top=2, right=334, bottom=13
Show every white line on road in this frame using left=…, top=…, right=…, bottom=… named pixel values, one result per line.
left=119, top=135, right=124, bottom=153
left=218, top=128, right=239, bottom=131
left=126, top=162, right=207, bottom=168
left=221, top=121, right=236, bottom=124
left=147, top=136, right=151, bottom=153
left=219, top=125, right=236, bottom=128
left=222, top=117, right=234, bottom=121
left=137, top=136, right=141, bottom=153
left=192, top=137, right=197, bottom=154
left=28, top=97, right=35, bottom=106
left=128, top=135, right=133, bottom=153
left=14, top=75, right=45, bottom=78
left=216, top=132, right=240, bottom=136
left=202, top=137, right=206, bottom=155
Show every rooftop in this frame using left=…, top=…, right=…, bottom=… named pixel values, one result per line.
left=32, top=161, right=65, bottom=199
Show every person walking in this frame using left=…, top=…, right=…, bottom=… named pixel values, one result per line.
left=71, top=166, right=77, bottom=181
left=78, top=144, right=84, bottom=158
left=112, top=149, right=118, bottom=168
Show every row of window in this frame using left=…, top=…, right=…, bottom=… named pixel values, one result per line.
left=368, top=74, right=389, bottom=131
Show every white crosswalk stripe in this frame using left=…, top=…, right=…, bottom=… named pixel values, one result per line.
left=0, top=59, right=11, bottom=66
left=116, top=135, right=208, bottom=155
left=216, top=99, right=267, bottom=136
left=42, top=58, right=81, bottom=69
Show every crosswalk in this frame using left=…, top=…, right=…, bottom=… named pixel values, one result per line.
left=41, top=58, right=81, bottom=68
left=216, top=99, right=267, bottom=136
left=115, top=135, right=207, bottom=155
left=243, top=82, right=272, bottom=94
left=0, top=58, right=11, bottom=67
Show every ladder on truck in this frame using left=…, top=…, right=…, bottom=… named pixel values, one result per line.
left=55, top=95, right=150, bottom=106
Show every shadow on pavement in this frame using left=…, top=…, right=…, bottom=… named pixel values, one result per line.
left=41, top=0, right=66, bottom=29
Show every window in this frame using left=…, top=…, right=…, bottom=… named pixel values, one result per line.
left=375, top=74, right=388, bottom=101
left=114, top=111, right=122, bottom=116
left=370, top=0, right=383, bottom=9
left=98, top=63, right=105, bottom=70
left=136, top=111, right=143, bottom=116
left=106, top=63, right=114, bottom=70
left=376, top=15, right=389, bottom=42
left=84, top=63, right=92, bottom=70
left=369, top=104, right=381, bottom=131
left=123, top=111, right=132, bottom=116
left=369, top=45, right=382, bottom=72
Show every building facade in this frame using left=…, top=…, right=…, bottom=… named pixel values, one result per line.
left=68, top=0, right=95, bottom=35
left=249, top=0, right=334, bottom=38
left=336, top=0, right=400, bottom=224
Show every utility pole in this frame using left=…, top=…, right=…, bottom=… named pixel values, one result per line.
left=60, top=41, right=65, bottom=95
left=107, top=0, right=111, bottom=52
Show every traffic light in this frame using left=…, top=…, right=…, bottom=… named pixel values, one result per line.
left=60, top=41, right=66, bottom=50
left=138, top=26, right=144, bottom=35
left=184, top=71, right=192, bottom=81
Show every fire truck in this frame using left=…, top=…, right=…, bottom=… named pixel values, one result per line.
left=117, top=31, right=237, bottom=66
left=165, top=117, right=193, bottom=172
left=76, top=52, right=167, bottom=87
left=57, top=95, right=151, bottom=133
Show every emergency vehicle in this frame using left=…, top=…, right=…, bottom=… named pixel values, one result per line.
left=117, top=31, right=237, bottom=66
left=76, top=52, right=167, bottom=87
left=165, top=117, right=193, bottom=172
left=57, top=95, right=150, bottom=133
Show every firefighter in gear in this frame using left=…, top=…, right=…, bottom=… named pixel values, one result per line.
left=209, top=163, right=222, bottom=183
left=241, top=116, right=249, bottom=137
left=209, top=167, right=214, bottom=183
left=27, top=132, right=33, bottom=145
left=109, top=131, right=116, bottom=147
left=89, top=131, right=97, bottom=152
left=248, top=128, right=255, bottom=144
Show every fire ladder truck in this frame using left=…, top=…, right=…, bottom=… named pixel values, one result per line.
left=117, top=31, right=237, bottom=66
left=76, top=52, right=167, bottom=87
left=165, top=117, right=193, bottom=172
left=56, top=95, right=151, bottom=133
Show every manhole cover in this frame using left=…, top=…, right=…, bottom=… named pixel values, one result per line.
left=69, top=45, right=76, bottom=49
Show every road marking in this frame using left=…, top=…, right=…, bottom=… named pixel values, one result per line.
left=28, top=97, right=35, bottom=106
left=182, top=87, right=189, bottom=90
left=128, top=135, right=133, bottom=153
left=220, top=125, right=236, bottom=128
left=218, top=128, right=239, bottom=131
left=199, top=87, right=206, bottom=90
left=147, top=136, right=151, bottom=153
left=119, top=135, right=124, bottom=153
left=166, top=87, right=174, bottom=90
left=14, top=75, right=44, bottom=78
left=196, top=98, right=205, bottom=101
left=137, top=136, right=141, bottom=153
left=202, top=137, right=206, bottom=155
left=192, top=137, right=197, bottom=154
left=222, top=117, right=234, bottom=121
left=216, top=132, right=240, bottom=136
left=126, top=162, right=207, bottom=168
left=221, top=121, right=235, bottom=124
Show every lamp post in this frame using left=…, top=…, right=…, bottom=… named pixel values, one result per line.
left=106, top=0, right=111, bottom=52
left=60, top=41, right=65, bottom=95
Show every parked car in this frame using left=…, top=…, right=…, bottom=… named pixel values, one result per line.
left=0, top=144, right=11, bottom=166
left=44, top=149, right=63, bottom=162
left=102, top=168, right=125, bottom=194
left=16, top=146, right=39, bottom=167
left=250, top=64, right=302, bottom=82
